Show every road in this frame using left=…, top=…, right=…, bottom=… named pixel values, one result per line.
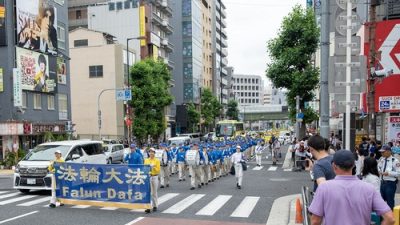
left=0, top=146, right=312, bottom=225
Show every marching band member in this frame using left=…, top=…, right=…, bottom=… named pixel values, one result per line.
left=176, top=146, right=186, bottom=181
left=170, top=143, right=178, bottom=174
left=144, top=148, right=160, bottom=213
left=231, top=145, right=245, bottom=189
left=187, top=143, right=202, bottom=190
left=159, top=144, right=170, bottom=188
left=200, top=146, right=210, bottom=185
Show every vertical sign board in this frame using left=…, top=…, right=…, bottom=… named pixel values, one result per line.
left=0, top=0, right=6, bottom=46
left=139, top=6, right=146, bottom=46
left=388, top=116, right=400, bottom=143
left=0, top=67, right=3, bottom=92
left=13, top=68, right=22, bottom=107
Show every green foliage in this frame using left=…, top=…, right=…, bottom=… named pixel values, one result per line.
left=129, top=58, right=173, bottom=145
left=226, top=99, right=239, bottom=120
left=55, top=134, right=67, bottom=141
left=43, top=131, right=55, bottom=142
left=266, top=5, right=320, bottom=123
left=3, top=151, right=16, bottom=168
left=187, top=102, right=200, bottom=133
left=201, top=88, right=222, bottom=130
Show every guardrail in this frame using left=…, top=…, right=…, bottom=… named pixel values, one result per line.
left=301, top=186, right=311, bottom=225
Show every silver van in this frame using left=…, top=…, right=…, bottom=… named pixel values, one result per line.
left=14, top=140, right=106, bottom=193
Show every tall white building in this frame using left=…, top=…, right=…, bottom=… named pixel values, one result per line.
left=232, top=74, right=264, bottom=106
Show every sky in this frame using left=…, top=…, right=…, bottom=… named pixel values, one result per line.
left=225, top=0, right=306, bottom=86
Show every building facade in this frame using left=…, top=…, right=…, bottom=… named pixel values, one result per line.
left=201, top=0, right=213, bottom=90
left=232, top=75, right=264, bottom=107
left=68, top=0, right=107, bottom=31
left=69, top=28, right=130, bottom=140
left=0, top=0, right=71, bottom=159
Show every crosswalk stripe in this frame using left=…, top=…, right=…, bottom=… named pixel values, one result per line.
left=267, top=166, right=277, bottom=171
left=158, top=193, right=179, bottom=205
left=17, top=196, right=51, bottom=206
left=162, top=194, right=205, bottom=214
left=195, top=195, right=232, bottom=216
left=0, top=191, right=9, bottom=194
left=0, top=192, right=20, bottom=199
left=283, top=168, right=292, bottom=172
left=0, top=195, right=36, bottom=205
left=230, top=196, right=260, bottom=218
left=100, top=207, right=118, bottom=210
left=71, top=205, right=91, bottom=209
left=252, top=166, right=264, bottom=170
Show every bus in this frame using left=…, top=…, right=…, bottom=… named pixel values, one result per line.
left=216, top=120, right=245, bottom=138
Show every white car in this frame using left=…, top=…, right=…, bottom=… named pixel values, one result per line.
left=103, top=144, right=125, bottom=164
left=14, top=140, right=106, bottom=193
left=168, top=136, right=191, bottom=146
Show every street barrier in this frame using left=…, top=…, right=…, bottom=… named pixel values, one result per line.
left=54, top=163, right=151, bottom=209
left=301, top=186, right=311, bottom=225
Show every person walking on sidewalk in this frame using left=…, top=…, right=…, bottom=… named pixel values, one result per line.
left=48, top=150, right=65, bottom=208
left=378, top=145, right=400, bottom=210
left=309, top=150, right=394, bottom=225
left=144, top=148, right=160, bottom=214
left=307, top=135, right=335, bottom=191
left=231, top=145, right=245, bottom=189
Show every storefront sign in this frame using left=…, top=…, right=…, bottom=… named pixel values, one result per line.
left=32, top=124, right=65, bottom=134
left=388, top=116, right=400, bottom=143
left=379, top=96, right=400, bottom=112
left=13, top=68, right=22, bottom=107
left=0, top=123, right=24, bottom=135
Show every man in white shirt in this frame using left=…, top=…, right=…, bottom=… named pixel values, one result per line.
left=231, top=146, right=244, bottom=189
left=378, top=145, right=400, bottom=209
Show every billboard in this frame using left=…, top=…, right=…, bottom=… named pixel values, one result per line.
left=16, top=0, right=57, bottom=55
left=57, top=57, right=66, bottom=84
left=16, top=47, right=57, bottom=93
left=0, top=0, right=6, bottom=46
left=388, top=117, right=400, bottom=143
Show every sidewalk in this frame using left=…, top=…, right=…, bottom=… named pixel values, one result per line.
left=0, top=169, right=13, bottom=175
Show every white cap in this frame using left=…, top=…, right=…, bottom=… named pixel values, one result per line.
left=236, top=145, right=241, bottom=149
left=55, top=150, right=61, bottom=154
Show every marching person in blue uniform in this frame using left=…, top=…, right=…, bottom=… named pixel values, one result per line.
left=199, top=146, right=210, bottom=185
left=187, top=143, right=202, bottom=190
left=378, top=145, right=400, bottom=209
left=159, top=144, right=170, bottom=188
left=170, top=143, right=178, bottom=174
left=176, top=146, right=186, bottom=181
left=124, top=143, right=143, bottom=165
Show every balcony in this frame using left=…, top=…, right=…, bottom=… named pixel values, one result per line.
left=221, top=58, right=228, bottom=66
left=221, top=78, right=228, bottom=86
left=162, top=18, right=169, bottom=27
left=221, top=28, right=227, bottom=38
left=162, top=23, right=173, bottom=34
left=165, top=42, right=174, bottom=52
left=221, top=48, right=228, bottom=57
left=221, top=38, right=228, bottom=48
left=69, top=18, right=88, bottom=29
left=161, top=38, right=168, bottom=46
left=221, top=8, right=227, bottom=19
left=221, top=18, right=227, bottom=28
left=161, top=1, right=173, bottom=17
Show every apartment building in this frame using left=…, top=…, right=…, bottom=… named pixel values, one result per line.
left=232, top=75, right=264, bottom=106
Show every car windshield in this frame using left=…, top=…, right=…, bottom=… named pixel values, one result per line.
left=168, top=140, right=184, bottom=146
left=216, top=124, right=234, bottom=137
left=24, top=145, right=71, bottom=161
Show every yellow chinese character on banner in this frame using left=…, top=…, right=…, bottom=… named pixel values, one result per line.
left=57, top=165, right=78, bottom=182
left=79, top=167, right=89, bottom=183
left=125, top=168, right=147, bottom=185
left=103, top=168, right=123, bottom=184
left=87, top=167, right=101, bottom=184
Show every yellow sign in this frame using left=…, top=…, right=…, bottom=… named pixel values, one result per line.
left=0, top=7, right=5, bottom=17
left=139, top=6, right=146, bottom=46
left=0, top=68, right=3, bottom=92
left=153, top=45, right=158, bottom=60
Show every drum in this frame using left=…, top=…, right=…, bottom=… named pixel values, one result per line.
left=155, top=149, right=168, bottom=165
left=186, top=150, right=200, bottom=166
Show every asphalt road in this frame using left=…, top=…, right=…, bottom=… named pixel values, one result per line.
left=0, top=146, right=312, bottom=225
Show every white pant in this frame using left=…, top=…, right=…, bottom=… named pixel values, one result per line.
left=50, top=174, right=58, bottom=205
left=256, top=154, right=262, bottom=165
left=160, top=165, right=169, bottom=186
left=150, top=176, right=158, bottom=208
left=201, top=164, right=210, bottom=184
left=189, top=165, right=202, bottom=187
left=178, top=163, right=186, bottom=180
left=234, top=163, right=243, bottom=186
left=170, top=161, right=177, bottom=174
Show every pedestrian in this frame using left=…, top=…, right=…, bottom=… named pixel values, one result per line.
left=378, top=145, right=400, bottom=209
left=309, top=150, right=394, bottom=225
left=176, top=146, right=186, bottom=181
left=255, top=141, right=264, bottom=167
left=159, top=145, right=170, bottom=188
left=200, top=146, right=210, bottom=185
left=231, top=145, right=244, bottom=189
left=362, top=157, right=381, bottom=193
left=307, top=135, right=335, bottom=191
left=187, top=143, right=202, bottom=190
left=124, top=143, right=143, bottom=165
left=359, top=136, right=370, bottom=157
left=144, top=148, right=160, bottom=213
left=48, top=150, right=65, bottom=208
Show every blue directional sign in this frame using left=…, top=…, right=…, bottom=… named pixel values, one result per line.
left=124, top=89, right=132, bottom=101
left=116, top=89, right=132, bottom=101
left=380, top=101, right=390, bottom=110
left=296, top=112, right=304, bottom=119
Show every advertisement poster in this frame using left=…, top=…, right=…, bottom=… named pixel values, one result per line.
left=388, top=116, right=400, bottom=143
left=57, top=57, right=66, bottom=84
left=16, top=47, right=57, bottom=93
left=13, top=68, right=22, bottom=107
left=379, top=96, right=400, bottom=112
left=16, top=0, right=57, bottom=55
left=0, top=67, right=3, bottom=92
left=0, top=0, right=6, bottom=46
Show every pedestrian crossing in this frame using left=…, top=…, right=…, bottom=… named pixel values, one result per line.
left=0, top=191, right=265, bottom=219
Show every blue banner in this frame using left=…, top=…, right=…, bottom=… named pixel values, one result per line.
left=54, top=163, right=151, bottom=207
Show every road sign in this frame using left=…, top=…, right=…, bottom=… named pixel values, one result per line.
left=124, top=89, right=132, bottom=101
left=296, top=112, right=304, bottom=119
left=116, top=89, right=132, bottom=101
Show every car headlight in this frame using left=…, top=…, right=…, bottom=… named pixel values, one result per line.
left=15, top=164, right=20, bottom=173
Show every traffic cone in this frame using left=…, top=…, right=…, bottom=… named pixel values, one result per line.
left=295, top=198, right=303, bottom=223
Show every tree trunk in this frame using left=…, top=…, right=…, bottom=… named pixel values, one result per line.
left=299, top=122, right=307, bottom=140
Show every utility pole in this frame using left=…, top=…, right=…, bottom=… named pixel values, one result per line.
left=344, top=0, right=353, bottom=150
left=320, top=0, right=330, bottom=139
left=368, top=1, right=377, bottom=140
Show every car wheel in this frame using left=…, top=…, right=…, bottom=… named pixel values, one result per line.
left=19, top=189, right=30, bottom=194
left=107, top=158, right=112, bottom=164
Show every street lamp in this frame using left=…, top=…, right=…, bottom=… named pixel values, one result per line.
left=126, top=36, right=146, bottom=87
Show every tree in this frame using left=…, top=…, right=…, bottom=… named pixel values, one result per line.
left=226, top=99, right=239, bottom=120
left=129, top=59, right=173, bottom=145
left=201, top=88, right=222, bottom=132
left=266, top=5, right=320, bottom=138
left=187, top=102, right=200, bottom=133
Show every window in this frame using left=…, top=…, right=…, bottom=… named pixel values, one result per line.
left=117, top=2, right=123, bottom=10
left=256, top=86, right=259, bottom=91
left=124, top=1, right=131, bottom=9
left=76, top=10, right=82, bottom=19
left=58, top=94, right=68, bottom=120
left=109, top=2, right=115, bottom=10
left=74, top=39, right=88, bottom=47
left=89, top=65, right=103, bottom=78
left=22, top=92, right=27, bottom=108
left=34, top=94, right=42, bottom=109
left=256, top=99, right=259, bottom=104
left=48, top=95, right=55, bottom=110
left=57, top=23, right=66, bottom=50
left=252, top=99, right=255, bottom=103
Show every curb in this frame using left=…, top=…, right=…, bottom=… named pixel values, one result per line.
left=266, top=194, right=300, bottom=225
left=0, top=170, right=14, bottom=175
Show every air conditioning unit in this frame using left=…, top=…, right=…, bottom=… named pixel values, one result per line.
left=162, top=19, right=168, bottom=27
left=161, top=0, right=168, bottom=7
left=162, top=39, right=168, bottom=45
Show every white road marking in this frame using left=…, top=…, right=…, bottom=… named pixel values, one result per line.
left=0, top=192, right=20, bottom=199
left=252, top=166, right=264, bottom=170
left=100, top=207, right=118, bottom=210
left=0, top=211, right=38, bottom=224
left=267, top=166, right=277, bottom=171
left=162, top=194, right=205, bottom=214
left=283, top=168, right=292, bottom=172
left=0, top=191, right=9, bottom=194
left=18, top=196, right=51, bottom=206
left=196, top=195, right=232, bottom=216
left=130, top=193, right=179, bottom=212
left=0, top=195, right=36, bottom=205
left=230, top=196, right=260, bottom=218
left=71, top=205, right=91, bottom=209
left=124, top=217, right=144, bottom=225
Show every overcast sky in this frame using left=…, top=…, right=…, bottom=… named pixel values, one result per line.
left=225, top=0, right=306, bottom=85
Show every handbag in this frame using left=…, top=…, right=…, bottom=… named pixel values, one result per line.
left=230, top=165, right=235, bottom=175
left=241, top=161, right=247, bottom=171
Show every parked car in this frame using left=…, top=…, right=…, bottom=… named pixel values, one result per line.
left=14, top=140, right=106, bottom=193
left=168, top=136, right=191, bottom=146
left=178, top=133, right=201, bottom=143
left=103, top=144, right=125, bottom=164
left=202, top=132, right=217, bottom=141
